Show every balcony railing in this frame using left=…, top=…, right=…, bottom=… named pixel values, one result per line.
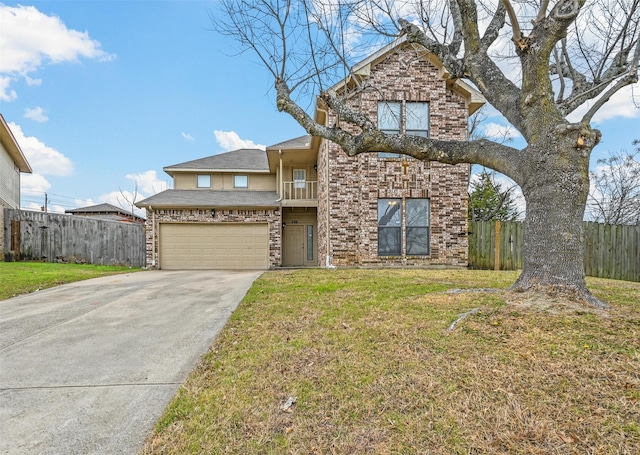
left=282, top=181, right=317, bottom=200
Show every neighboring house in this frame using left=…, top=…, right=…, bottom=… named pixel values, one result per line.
left=136, top=39, right=484, bottom=270
left=1, top=114, right=32, bottom=260
left=66, top=203, right=145, bottom=224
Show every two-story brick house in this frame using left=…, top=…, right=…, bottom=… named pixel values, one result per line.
left=136, top=39, right=484, bottom=269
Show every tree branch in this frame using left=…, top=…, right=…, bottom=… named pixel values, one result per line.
left=581, top=42, right=640, bottom=122
left=480, top=2, right=506, bottom=51
left=501, top=0, right=523, bottom=44
left=276, top=75, right=523, bottom=181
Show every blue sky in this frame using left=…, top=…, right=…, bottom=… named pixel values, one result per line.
left=1, top=1, right=638, bottom=216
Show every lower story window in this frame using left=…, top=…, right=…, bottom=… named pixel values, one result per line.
left=378, top=199, right=402, bottom=255
left=378, top=198, right=430, bottom=256
left=406, top=199, right=430, bottom=255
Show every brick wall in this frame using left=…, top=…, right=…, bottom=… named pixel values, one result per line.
left=144, top=208, right=282, bottom=268
left=319, top=44, right=470, bottom=267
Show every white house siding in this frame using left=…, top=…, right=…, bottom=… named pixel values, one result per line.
left=1, top=146, right=21, bottom=260
left=0, top=146, right=20, bottom=210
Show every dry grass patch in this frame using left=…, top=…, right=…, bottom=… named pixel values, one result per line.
left=141, top=269, right=639, bottom=454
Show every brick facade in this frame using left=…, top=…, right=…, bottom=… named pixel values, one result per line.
left=144, top=208, right=282, bottom=268
left=318, top=44, right=470, bottom=267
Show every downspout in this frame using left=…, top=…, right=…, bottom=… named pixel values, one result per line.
left=324, top=139, right=335, bottom=268
left=315, top=106, right=335, bottom=268
left=279, top=149, right=283, bottom=201
left=150, top=206, right=156, bottom=267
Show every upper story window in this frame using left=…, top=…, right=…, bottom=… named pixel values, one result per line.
left=197, top=174, right=211, bottom=188
left=293, top=169, right=306, bottom=189
left=377, top=101, right=430, bottom=158
left=234, top=175, right=248, bottom=188
left=406, top=102, right=429, bottom=138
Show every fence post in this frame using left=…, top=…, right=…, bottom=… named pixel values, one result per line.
left=494, top=220, right=501, bottom=271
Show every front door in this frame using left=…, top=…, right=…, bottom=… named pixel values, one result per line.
left=283, top=224, right=305, bottom=266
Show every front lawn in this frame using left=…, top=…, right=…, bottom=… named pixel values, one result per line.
left=142, top=269, right=640, bottom=454
left=0, top=262, right=140, bottom=300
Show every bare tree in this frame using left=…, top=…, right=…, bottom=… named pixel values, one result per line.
left=117, top=180, right=140, bottom=221
left=587, top=142, right=640, bottom=225
left=217, top=0, right=640, bottom=307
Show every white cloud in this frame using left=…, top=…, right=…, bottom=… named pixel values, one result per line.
left=24, top=106, right=48, bottom=122
left=8, top=122, right=73, bottom=176
left=93, top=170, right=169, bottom=217
left=20, top=173, right=51, bottom=194
left=181, top=132, right=194, bottom=141
left=0, top=75, right=17, bottom=101
left=124, top=170, right=169, bottom=197
left=0, top=4, right=115, bottom=99
left=97, top=190, right=146, bottom=217
left=214, top=130, right=266, bottom=152
left=482, top=122, right=521, bottom=140
left=567, top=84, right=640, bottom=123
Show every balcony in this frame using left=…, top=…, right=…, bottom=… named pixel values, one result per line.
left=281, top=181, right=318, bottom=206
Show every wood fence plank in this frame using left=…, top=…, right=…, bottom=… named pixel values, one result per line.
left=468, top=220, right=638, bottom=282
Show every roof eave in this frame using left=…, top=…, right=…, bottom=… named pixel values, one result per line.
left=163, top=167, right=271, bottom=174
left=0, top=114, right=32, bottom=173
left=320, top=37, right=486, bottom=117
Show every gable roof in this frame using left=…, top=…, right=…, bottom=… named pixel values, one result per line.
left=66, top=203, right=130, bottom=214
left=66, top=203, right=145, bottom=221
left=0, top=114, right=32, bottom=173
left=325, top=37, right=485, bottom=115
left=267, top=135, right=312, bottom=150
left=164, top=148, right=269, bottom=176
left=136, top=189, right=280, bottom=208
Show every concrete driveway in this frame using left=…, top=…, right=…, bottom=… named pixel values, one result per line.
left=0, top=270, right=261, bottom=455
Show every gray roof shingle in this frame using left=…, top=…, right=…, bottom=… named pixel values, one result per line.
left=164, top=149, right=268, bottom=173
left=267, top=135, right=312, bottom=150
left=136, top=190, right=280, bottom=208
left=66, top=203, right=131, bottom=214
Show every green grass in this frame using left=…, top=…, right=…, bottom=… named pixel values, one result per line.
left=0, top=261, right=140, bottom=300
left=141, top=269, right=640, bottom=454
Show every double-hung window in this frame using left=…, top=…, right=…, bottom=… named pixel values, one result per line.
left=378, top=102, right=401, bottom=158
left=377, top=101, right=429, bottom=158
left=378, top=198, right=431, bottom=256
left=378, top=199, right=402, bottom=255
left=406, top=199, right=430, bottom=255
left=406, top=103, right=429, bottom=138
left=293, top=169, right=306, bottom=189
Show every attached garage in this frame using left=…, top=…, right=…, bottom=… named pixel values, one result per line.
left=159, top=223, right=269, bottom=270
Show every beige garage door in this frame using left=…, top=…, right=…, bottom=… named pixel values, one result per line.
left=160, top=223, right=269, bottom=270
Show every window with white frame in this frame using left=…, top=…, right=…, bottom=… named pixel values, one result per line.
left=406, top=102, right=429, bottom=138
left=378, top=102, right=401, bottom=159
left=377, top=101, right=430, bottom=158
left=197, top=174, right=211, bottom=188
left=377, top=198, right=430, bottom=256
left=293, top=169, right=306, bottom=189
left=234, top=175, right=248, bottom=188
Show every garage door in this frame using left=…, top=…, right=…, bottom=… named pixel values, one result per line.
left=160, top=223, right=269, bottom=270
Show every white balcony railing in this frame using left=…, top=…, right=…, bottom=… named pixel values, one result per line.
left=282, top=181, right=317, bottom=200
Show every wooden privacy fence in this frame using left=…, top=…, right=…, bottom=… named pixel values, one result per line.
left=469, top=220, right=639, bottom=282
left=3, top=209, right=145, bottom=267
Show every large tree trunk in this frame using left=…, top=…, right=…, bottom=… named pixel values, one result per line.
left=510, top=139, right=608, bottom=308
